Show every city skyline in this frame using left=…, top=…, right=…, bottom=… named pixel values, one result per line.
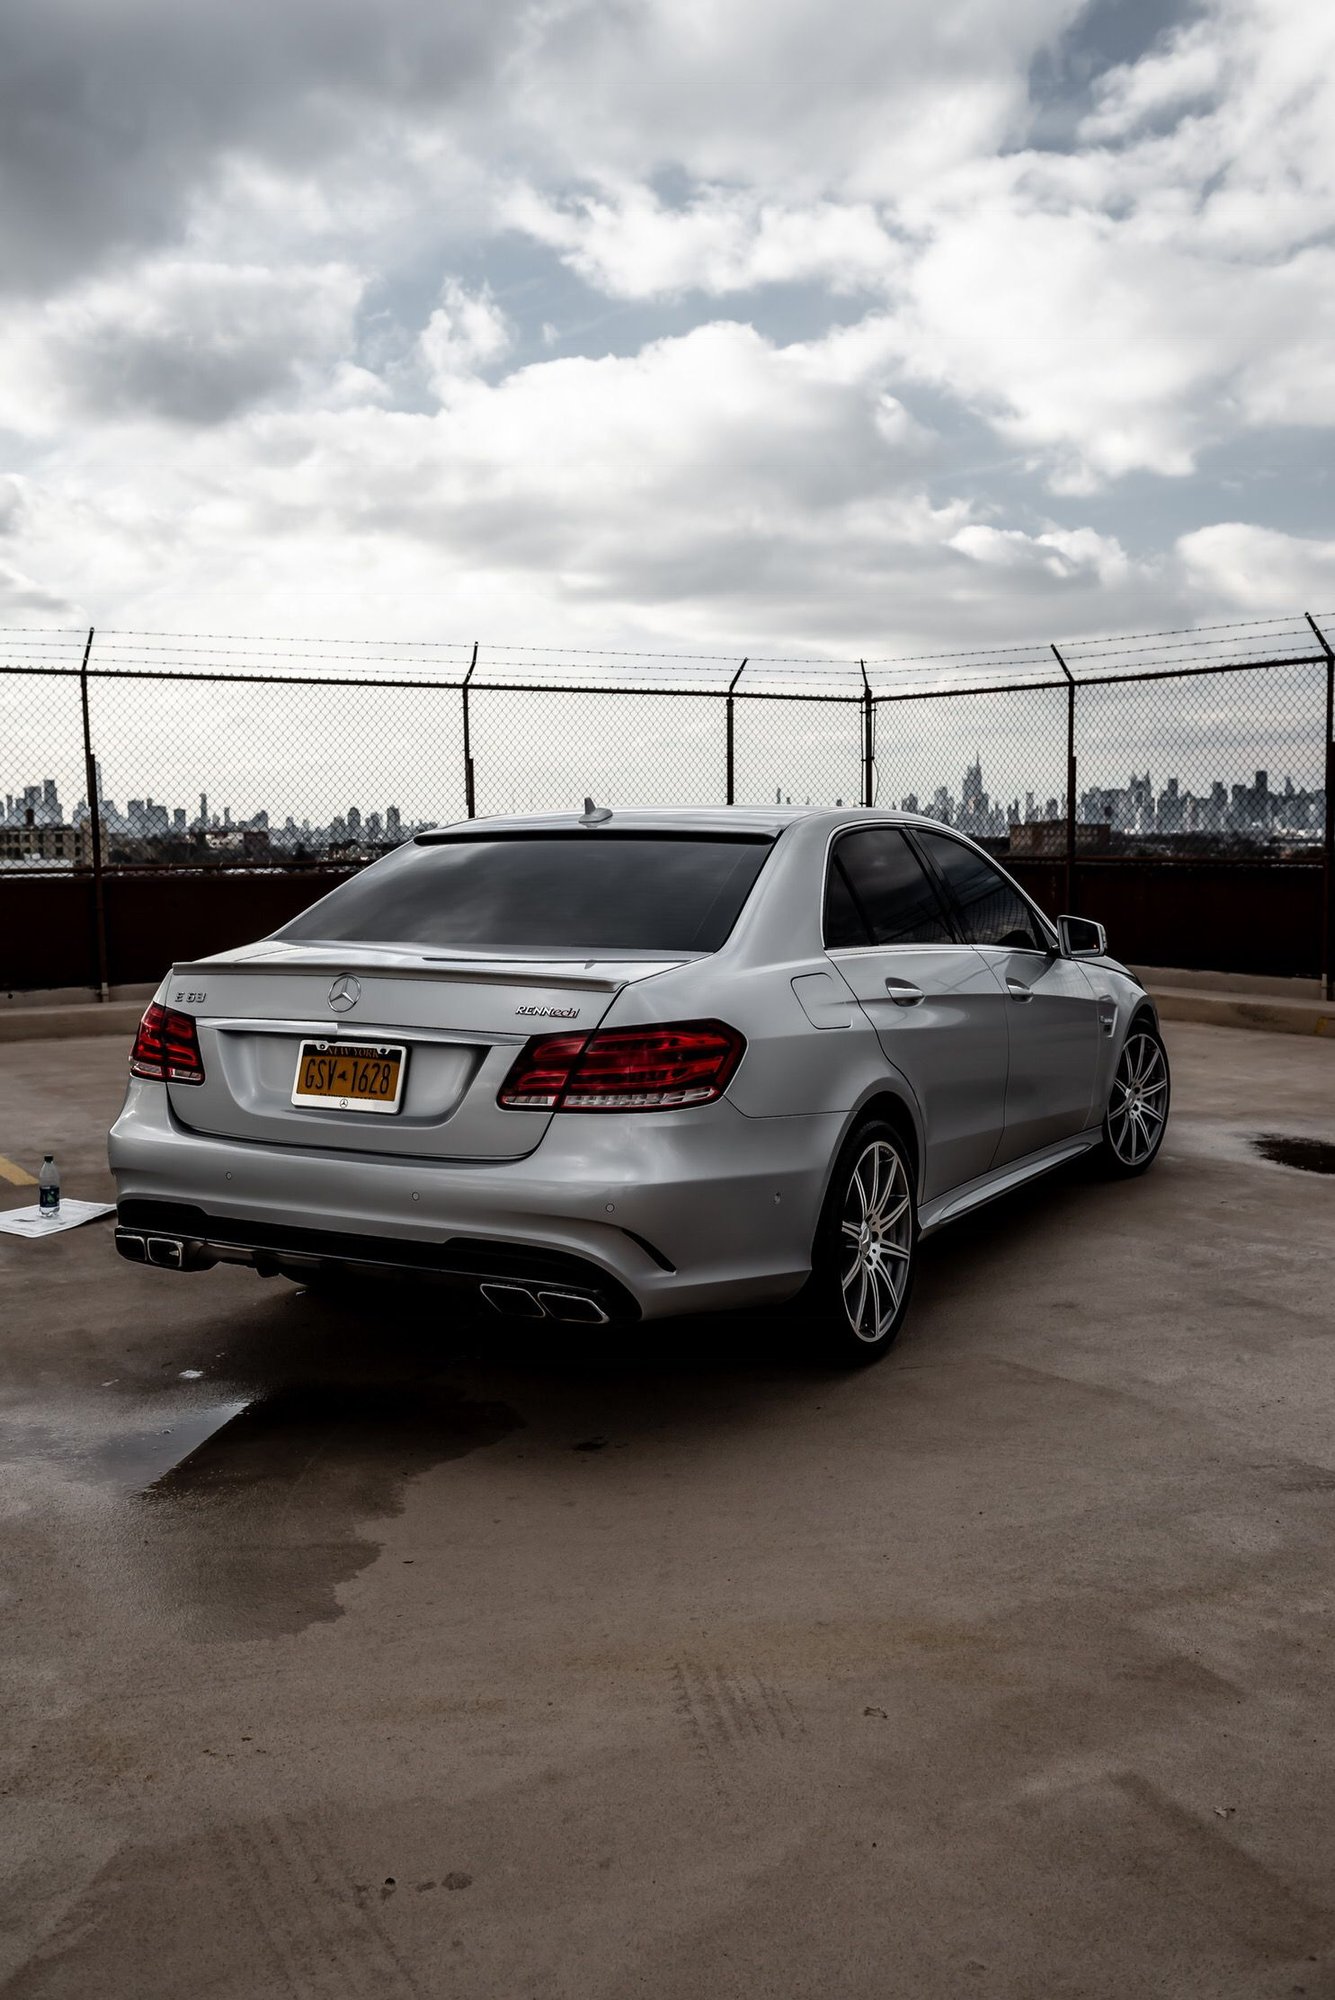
left=3, top=744, right=1325, bottom=867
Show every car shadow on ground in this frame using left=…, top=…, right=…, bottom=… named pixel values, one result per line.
left=146, top=1150, right=1122, bottom=1452
left=27, top=1153, right=1142, bottom=1637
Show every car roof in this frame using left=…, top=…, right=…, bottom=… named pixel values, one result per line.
left=419, top=805, right=943, bottom=838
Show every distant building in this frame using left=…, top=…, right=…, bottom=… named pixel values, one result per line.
left=1009, top=819, right=1111, bottom=857
left=0, top=821, right=92, bottom=867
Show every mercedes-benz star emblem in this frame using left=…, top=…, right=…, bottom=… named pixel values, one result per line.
left=327, top=974, right=361, bottom=1013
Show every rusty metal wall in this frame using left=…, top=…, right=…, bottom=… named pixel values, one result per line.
left=1, top=869, right=355, bottom=993
left=1009, top=858, right=1322, bottom=978
left=3, top=857, right=1320, bottom=993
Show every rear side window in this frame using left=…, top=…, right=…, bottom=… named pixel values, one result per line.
left=824, top=828, right=955, bottom=948
left=914, top=830, right=1048, bottom=950
left=276, top=832, right=773, bottom=954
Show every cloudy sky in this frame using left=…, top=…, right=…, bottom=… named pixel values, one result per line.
left=1, top=0, right=1333, bottom=658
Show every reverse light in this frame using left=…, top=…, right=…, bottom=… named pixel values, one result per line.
left=130, top=1001, right=206, bottom=1085
left=498, top=1021, right=745, bottom=1112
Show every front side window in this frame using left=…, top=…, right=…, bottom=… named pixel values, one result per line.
left=824, top=828, right=955, bottom=948
left=277, top=832, right=773, bottom=954
left=914, top=830, right=1049, bottom=951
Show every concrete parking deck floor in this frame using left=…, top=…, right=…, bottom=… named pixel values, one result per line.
left=1, top=1024, right=1333, bottom=1999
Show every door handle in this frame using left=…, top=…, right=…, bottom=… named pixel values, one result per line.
left=1005, top=978, right=1034, bottom=1002
left=884, top=978, right=924, bottom=1005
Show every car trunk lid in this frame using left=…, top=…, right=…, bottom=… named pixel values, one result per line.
left=163, top=941, right=687, bottom=1160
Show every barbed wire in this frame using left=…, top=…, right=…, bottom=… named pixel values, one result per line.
left=0, top=611, right=1330, bottom=691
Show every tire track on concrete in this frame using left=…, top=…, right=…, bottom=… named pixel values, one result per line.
left=213, top=1813, right=421, bottom=1999
left=670, top=1659, right=806, bottom=1805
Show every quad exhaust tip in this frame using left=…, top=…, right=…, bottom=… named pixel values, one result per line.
left=115, top=1230, right=215, bottom=1273
left=479, top=1281, right=609, bottom=1325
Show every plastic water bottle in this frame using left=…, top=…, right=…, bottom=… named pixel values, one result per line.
left=38, top=1156, right=60, bottom=1217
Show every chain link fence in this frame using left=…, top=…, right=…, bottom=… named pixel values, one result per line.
left=1, top=615, right=1332, bottom=989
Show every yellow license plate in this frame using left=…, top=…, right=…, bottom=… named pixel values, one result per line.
left=291, top=1040, right=407, bottom=1114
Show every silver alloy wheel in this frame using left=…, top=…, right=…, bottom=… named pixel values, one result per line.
left=1108, top=1031, right=1169, bottom=1166
left=839, top=1139, right=913, bottom=1343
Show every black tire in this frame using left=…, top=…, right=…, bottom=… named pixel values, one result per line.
left=794, top=1116, right=918, bottom=1367
left=1095, top=1017, right=1171, bottom=1178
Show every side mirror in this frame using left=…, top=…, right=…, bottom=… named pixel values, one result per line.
left=1058, top=914, right=1107, bottom=958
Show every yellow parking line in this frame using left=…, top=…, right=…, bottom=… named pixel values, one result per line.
left=0, top=1156, right=37, bottom=1187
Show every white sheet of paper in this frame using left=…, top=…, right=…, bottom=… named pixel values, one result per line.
left=0, top=1199, right=115, bottom=1238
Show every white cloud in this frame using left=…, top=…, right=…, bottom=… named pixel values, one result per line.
left=417, top=281, right=513, bottom=399
left=871, top=0, right=1335, bottom=488
left=948, top=524, right=1133, bottom=587
left=0, top=258, right=364, bottom=434
left=505, top=0, right=1084, bottom=197
left=1079, top=18, right=1225, bottom=140
left=0, top=555, right=72, bottom=618
left=504, top=183, right=902, bottom=299
left=878, top=188, right=1335, bottom=488
left=1177, top=523, right=1335, bottom=609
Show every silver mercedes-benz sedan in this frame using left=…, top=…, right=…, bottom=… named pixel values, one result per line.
left=108, top=806, right=1169, bottom=1365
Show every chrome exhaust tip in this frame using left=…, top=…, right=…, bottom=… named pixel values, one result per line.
left=536, top=1290, right=609, bottom=1325
left=478, top=1282, right=545, bottom=1320
left=134, top=1235, right=217, bottom=1273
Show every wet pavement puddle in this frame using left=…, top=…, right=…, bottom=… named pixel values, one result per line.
left=91, top=1399, right=253, bottom=1488
left=1, top=1379, right=524, bottom=1635
left=142, top=1380, right=523, bottom=1499
left=0, top=1380, right=523, bottom=1496
left=1253, top=1134, right=1335, bottom=1175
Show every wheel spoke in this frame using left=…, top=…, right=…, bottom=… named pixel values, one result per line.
left=844, top=1261, right=868, bottom=1331
left=869, top=1153, right=899, bottom=1223
left=871, top=1262, right=896, bottom=1329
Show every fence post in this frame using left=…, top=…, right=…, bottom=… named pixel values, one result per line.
left=725, top=658, right=747, bottom=805
left=1305, top=613, right=1334, bottom=999
left=462, top=641, right=478, bottom=819
left=77, top=626, right=110, bottom=1000
left=1051, top=644, right=1077, bottom=914
left=859, top=660, right=874, bottom=808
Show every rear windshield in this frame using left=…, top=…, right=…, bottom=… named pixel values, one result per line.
left=276, top=832, right=774, bottom=954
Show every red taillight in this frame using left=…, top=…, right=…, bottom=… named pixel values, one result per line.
left=130, top=1002, right=205, bottom=1086
left=498, top=1021, right=745, bottom=1113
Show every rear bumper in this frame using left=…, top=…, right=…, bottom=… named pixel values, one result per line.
left=107, top=1080, right=840, bottom=1320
